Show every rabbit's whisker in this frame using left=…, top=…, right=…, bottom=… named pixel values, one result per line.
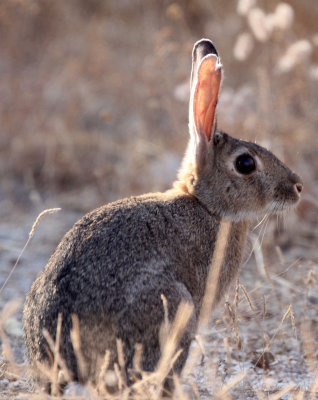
left=253, top=213, right=269, bottom=231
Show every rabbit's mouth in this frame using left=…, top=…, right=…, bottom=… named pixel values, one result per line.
left=222, top=196, right=301, bottom=222
left=266, top=198, right=301, bottom=215
left=265, top=178, right=303, bottom=215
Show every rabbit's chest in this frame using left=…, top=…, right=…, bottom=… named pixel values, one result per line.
left=174, top=219, right=248, bottom=308
left=217, top=221, right=249, bottom=300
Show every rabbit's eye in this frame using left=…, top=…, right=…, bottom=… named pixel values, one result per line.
left=235, top=154, right=256, bottom=175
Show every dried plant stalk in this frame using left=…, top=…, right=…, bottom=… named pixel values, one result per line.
left=70, top=314, right=87, bottom=381
left=267, top=384, right=295, bottom=400
left=29, top=208, right=62, bottom=238
left=183, top=220, right=231, bottom=376
left=309, top=370, right=318, bottom=400
left=114, top=362, right=122, bottom=391
left=295, top=390, right=305, bottom=400
left=282, top=304, right=292, bottom=323
left=155, top=301, right=194, bottom=385
left=283, top=304, right=297, bottom=339
left=199, top=219, right=231, bottom=330
left=234, top=277, right=240, bottom=309
left=275, top=245, right=285, bottom=265
left=0, top=300, right=21, bottom=372
left=223, top=337, right=232, bottom=367
left=133, top=343, right=143, bottom=373
left=116, top=338, right=127, bottom=387
left=194, top=334, right=205, bottom=362
left=0, top=208, right=61, bottom=296
left=173, top=374, right=189, bottom=400
left=300, top=319, right=317, bottom=374
left=98, top=349, right=110, bottom=393
left=159, top=294, right=170, bottom=350
left=42, top=328, right=71, bottom=383
left=215, top=371, right=247, bottom=398
left=51, top=313, right=62, bottom=396
left=240, top=284, right=255, bottom=312
left=250, top=232, right=266, bottom=278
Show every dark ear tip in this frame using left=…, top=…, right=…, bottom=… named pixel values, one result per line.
left=193, top=38, right=218, bottom=62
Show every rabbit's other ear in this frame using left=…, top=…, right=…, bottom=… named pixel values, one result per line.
left=189, top=39, right=222, bottom=169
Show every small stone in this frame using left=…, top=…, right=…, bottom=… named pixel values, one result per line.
left=3, top=317, right=24, bottom=338
left=0, top=378, right=9, bottom=389
left=63, top=382, right=95, bottom=398
left=8, top=380, right=23, bottom=391
left=252, top=351, right=275, bottom=370
left=262, top=377, right=276, bottom=390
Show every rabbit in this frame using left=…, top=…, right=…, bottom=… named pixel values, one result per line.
left=23, top=39, right=303, bottom=393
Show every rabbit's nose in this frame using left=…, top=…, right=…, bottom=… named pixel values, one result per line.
left=290, top=172, right=303, bottom=195
left=295, top=182, right=303, bottom=194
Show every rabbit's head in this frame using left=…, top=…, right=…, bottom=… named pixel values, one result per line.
left=178, top=39, right=303, bottom=222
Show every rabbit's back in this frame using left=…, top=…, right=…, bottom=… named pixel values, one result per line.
left=39, top=191, right=217, bottom=306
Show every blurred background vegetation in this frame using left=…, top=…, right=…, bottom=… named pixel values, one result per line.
left=0, top=0, right=317, bottom=252
left=0, top=3, right=317, bottom=396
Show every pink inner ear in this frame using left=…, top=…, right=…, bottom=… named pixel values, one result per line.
left=194, top=57, right=221, bottom=141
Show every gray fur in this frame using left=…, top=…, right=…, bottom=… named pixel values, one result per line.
left=23, top=39, right=302, bottom=390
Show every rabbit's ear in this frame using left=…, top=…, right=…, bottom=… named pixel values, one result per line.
left=189, top=39, right=222, bottom=165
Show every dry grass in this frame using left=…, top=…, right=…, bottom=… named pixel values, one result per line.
left=0, top=0, right=318, bottom=399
